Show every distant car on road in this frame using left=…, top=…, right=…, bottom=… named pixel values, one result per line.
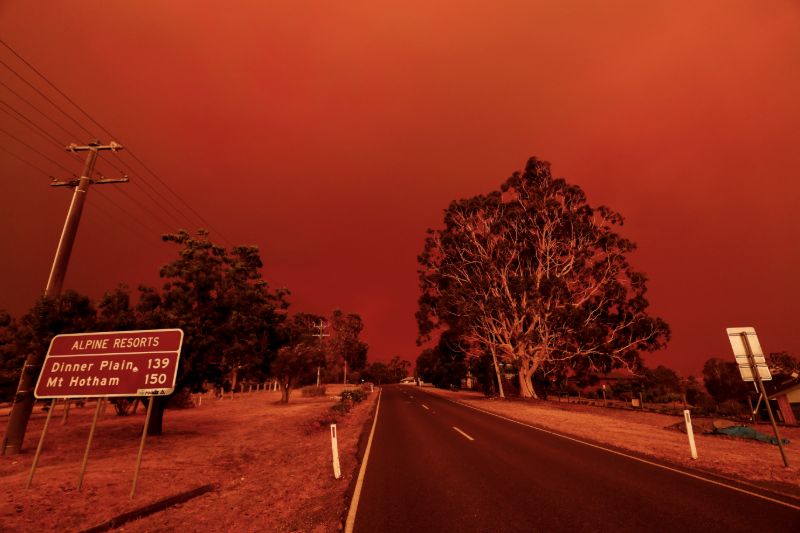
left=399, top=377, right=415, bottom=384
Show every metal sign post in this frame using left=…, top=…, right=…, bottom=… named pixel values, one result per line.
left=130, top=398, right=155, bottom=499
left=78, top=398, right=104, bottom=490
left=26, top=399, right=56, bottom=488
left=726, top=327, right=788, bottom=467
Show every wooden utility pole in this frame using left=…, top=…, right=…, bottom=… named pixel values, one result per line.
left=312, top=321, right=329, bottom=387
left=2, top=140, right=125, bottom=456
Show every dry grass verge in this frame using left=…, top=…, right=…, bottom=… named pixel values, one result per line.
left=1, top=386, right=377, bottom=532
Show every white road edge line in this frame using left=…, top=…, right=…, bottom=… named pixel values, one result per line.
left=448, top=397, right=800, bottom=512
left=344, top=389, right=382, bottom=533
left=422, top=404, right=429, bottom=410
left=452, top=426, right=475, bottom=441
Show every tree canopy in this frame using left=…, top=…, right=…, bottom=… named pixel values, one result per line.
left=417, top=157, right=670, bottom=397
left=0, top=229, right=372, bottom=441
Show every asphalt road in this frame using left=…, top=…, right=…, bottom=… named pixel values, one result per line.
left=352, top=385, right=800, bottom=533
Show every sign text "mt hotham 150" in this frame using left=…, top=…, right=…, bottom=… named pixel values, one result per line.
left=34, top=329, right=183, bottom=398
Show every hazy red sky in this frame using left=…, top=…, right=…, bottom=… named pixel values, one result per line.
left=1, top=1, right=798, bottom=376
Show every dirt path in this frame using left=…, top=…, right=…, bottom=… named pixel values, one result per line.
left=1, top=386, right=377, bottom=532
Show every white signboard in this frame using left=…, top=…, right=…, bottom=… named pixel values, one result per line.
left=726, top=327, right=771, bottom=381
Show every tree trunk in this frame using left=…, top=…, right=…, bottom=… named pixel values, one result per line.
left=518, top=362, right=537, bottom=399
left=490, top=348, right=505, bottom=399
left=146, top=396, right=167, bottom=436
left=230, top=366, right=238, bottom=394
left=280, top=381, right=291, bottom=403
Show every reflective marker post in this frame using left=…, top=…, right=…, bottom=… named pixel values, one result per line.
left=331, top=424, right=341, bottom=479
left=683, top=410, right=698, bottom=460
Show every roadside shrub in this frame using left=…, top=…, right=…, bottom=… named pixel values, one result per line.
left=341, top=389, right=366, bottom=403
left=301, top=385, right=327, bottom=397
left=167, top=388, right=196, bottom=409
left=110, top=398, right=135, bottom=416
left=331, top=402, right=352, bottom=415
left=716, top=399, right=747, bottom=417
left=306, top=411, right=342, bottom=433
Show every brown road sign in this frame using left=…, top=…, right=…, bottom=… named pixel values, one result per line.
left=34, top=329, right=183, bottom=398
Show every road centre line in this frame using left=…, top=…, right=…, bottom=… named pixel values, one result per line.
left=345, top=389, right=382, bottom=533
left=441, top=395, right=800, bottom=512
left=452, top=426, right=475, bottom=441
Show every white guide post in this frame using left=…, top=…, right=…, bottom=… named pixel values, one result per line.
left=683, top=410, right=698, bottom=460
left=330, top=424, right=342, bottom=479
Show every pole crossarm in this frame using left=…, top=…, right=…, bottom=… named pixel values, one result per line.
left=50, top=174, right=129, bottom=187
left=66, top=140, right=123, bottom=153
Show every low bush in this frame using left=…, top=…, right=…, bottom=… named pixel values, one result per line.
left=301, top=385, right=327, bottom=397
left=306, top=411, right=342, bottom=433
left=331, top=402, right=352, bottom=415
left=341, top=389, right=367, bottom=403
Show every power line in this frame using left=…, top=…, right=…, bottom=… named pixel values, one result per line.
left=110, top=153, right=206, bottom=228
left=0, top=98, right=69, bottom=148
left=0, top=98, right=87, bottom=173
left=0, top=126, right=73, bottom=174
left=0, top=38, right=235, bottom=247
left=1, top=38, right=103, bottom=138
left=112, top=185, right=177, bottom=231
left=89, top=187, right=160, bottom=241
left=0, top=144, right=52, bottom=177
left=116, top=151, right=234, bottom=246
left=0, top=119, right=163, bottom=236
left=0, top=102, right=184, bottom=234
left=0, top=56, right=94, bottom=138
left=127, top=178, right=188, bottom=230
left=90, top=186, right=163, bottom=235
left=0, top=79, right=81, bottom=141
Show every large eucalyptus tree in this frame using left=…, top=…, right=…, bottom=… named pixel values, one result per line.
left=418, top=158, right=669, bottom=397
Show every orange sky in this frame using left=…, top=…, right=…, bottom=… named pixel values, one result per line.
left=1, top=1, right=798, bottom=376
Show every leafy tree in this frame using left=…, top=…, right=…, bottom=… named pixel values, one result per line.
left=415, top=331, right=468, bottom=389
left=387, top=356, right=411, bottom=383
left=362, top=361, right=390, bottom=385
left=216, top=245, right=289, bottom=390
left=684, top=375, right=713, bottom=409
left=0, top=310, right=21, bottom=402
left=148, top=230, right=288, bottom=434
left=323, top=310, right=368, bottom=383
left=96, top=285, right=139, bottom=331
left=418, top=157, right=670, bottom=398
left=272, top=313, right=325, bottom=402
left=1, top=291, right=96, bottom=452
left=767, top=351, right=799, bottom=377
left=642, top=365, right=682, bottom=401
left=702, top=357, right=750, bottom=405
